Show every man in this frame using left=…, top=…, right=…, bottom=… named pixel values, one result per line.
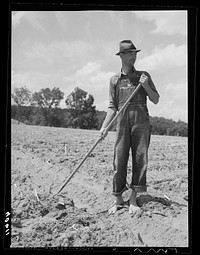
left=100, top=40, right=159, bottom=215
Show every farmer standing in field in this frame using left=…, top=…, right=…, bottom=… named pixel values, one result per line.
left=100, top=40, right=160, bottom=215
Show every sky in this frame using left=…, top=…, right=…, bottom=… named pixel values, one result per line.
left=11, top=10, right=188, bottom=122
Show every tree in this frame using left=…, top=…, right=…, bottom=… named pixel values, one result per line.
left=95, top=110, right=107, bottom=130
left=32, top=87, right=64, bottom=126
left=11, top=86, right=32, bottom=123
left=65, top=87, right=97, bottom=129
left=149, top=116, right=188, bottom=136
left=30, top=107, right=47, bottom=126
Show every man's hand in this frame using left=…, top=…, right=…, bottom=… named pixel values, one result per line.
left=139, top=73, right=149, bottom=89
left=139, top=73, right=159, bottom=104
left=100, top=127, right=108, bottom=139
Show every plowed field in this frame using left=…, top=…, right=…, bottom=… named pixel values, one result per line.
left=11, top=123, right=188, bottom=249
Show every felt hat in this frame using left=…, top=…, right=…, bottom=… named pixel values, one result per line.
left=116, top=40, right=141, bottom=55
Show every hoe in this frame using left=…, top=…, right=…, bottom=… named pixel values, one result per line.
left=53, top=82, right=142, bottom=198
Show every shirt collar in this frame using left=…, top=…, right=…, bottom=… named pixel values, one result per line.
left=120, top=66, right=136, bottom=76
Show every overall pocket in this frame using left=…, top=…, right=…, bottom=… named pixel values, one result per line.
left=137, top=105, right=149, bottom=123
left=118, top=80, right=136, bottom=104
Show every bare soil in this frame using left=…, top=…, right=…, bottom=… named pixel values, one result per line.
left=11, top=123, right=188, bottom=248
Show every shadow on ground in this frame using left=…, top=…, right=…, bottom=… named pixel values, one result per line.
left=137, top=193, right=187, bottom=208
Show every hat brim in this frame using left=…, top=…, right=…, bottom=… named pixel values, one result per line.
left=116, top=49, right=141, bottom=56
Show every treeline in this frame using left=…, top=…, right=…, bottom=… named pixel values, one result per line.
left=11, top=86, right=187, bottom=137
left=149, top=116, right=187, bottom=137
left=11, top=105, right=188, bottom=137
left=11, top=104, right=104, bottom=129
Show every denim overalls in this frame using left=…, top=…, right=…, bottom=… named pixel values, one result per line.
left=108, top=68, right=157, bottom=196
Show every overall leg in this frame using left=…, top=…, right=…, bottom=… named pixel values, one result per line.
left=112, top=128, right=130, bottom=196
left=128, top=124, right=150, bottom=214
left=108, top=111, right=130, bottom=214
left=130, top=124, right=150, bottom=192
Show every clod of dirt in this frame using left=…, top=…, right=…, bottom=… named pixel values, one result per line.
left=77, top=218, right=90, bottom=227
left=56, top=203, right=66, bottom=210
left=12, top=220, right=22, bottom=228
left=56, top=212, right=68, bottom=220
left=40, top=208, right=49, bottom=217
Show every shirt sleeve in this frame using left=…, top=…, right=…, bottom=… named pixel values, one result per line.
left=108, top=76, right=118, bottom=111
left=144, top=71, right=159, bottom=94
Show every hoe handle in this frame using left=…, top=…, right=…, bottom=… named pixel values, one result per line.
left=53, top=136, right=102, bottom=197
left=53, top=82, right=142, bottom=196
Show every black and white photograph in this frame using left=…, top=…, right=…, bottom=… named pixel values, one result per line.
left=7, top=6, right=195, bottom=251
